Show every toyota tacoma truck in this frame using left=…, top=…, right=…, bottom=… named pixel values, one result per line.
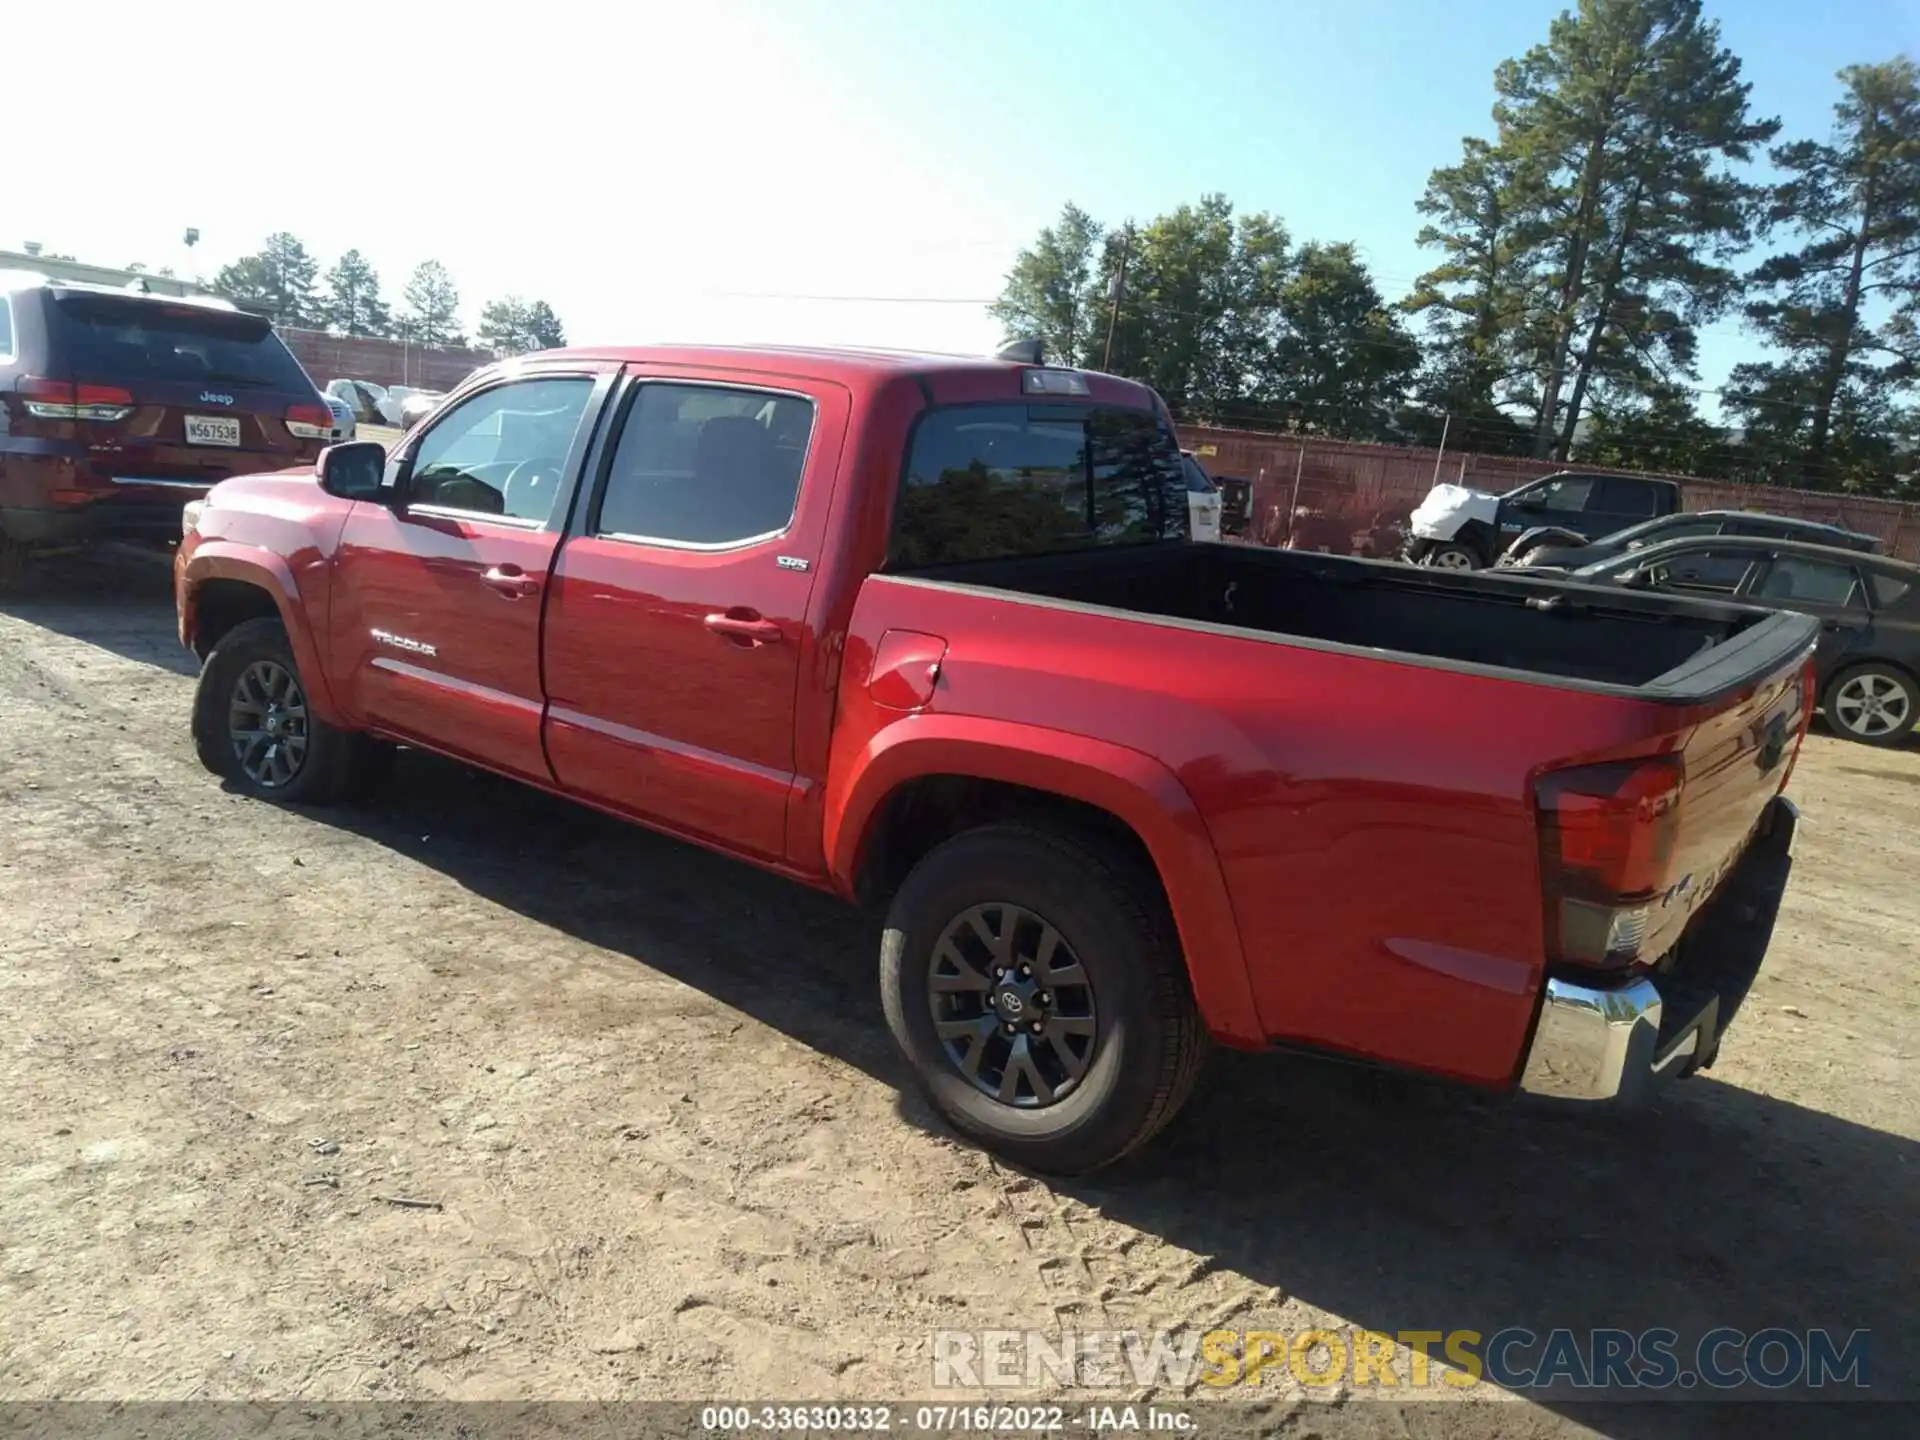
left=175, top=345, right=1816, bottom=1173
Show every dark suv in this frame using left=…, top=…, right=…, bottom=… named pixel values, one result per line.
left=0, top=274, right=332, bottom=589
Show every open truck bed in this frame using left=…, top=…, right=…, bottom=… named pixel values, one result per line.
left=898, top=540, right=1816, bottom=699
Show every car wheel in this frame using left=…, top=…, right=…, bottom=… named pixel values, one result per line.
left=1425, top=542, right=1482, bottom=571
left=191, top=617, right=375, bottom=802
left=1824, top=663, right=1918, bottom=748
left=879, top=823, right=1207, bottom=1174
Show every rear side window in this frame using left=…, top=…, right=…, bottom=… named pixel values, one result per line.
left=1868, top=572, right=1913, bottom=610
left=892, top=404, right=1189, bottom=568
left=1598, top=478, right=1664, bottom=517
left=594, top=383, right=814, bottom=546
left=1651, top=549, right=1755, bottom=593
left=0, top=296, right=14, bottom=362
left=1751, top=557, right=1864, bottom=608
left=46, top=292, right=313, bottom=391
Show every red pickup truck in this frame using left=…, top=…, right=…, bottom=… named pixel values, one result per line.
left=175, top=345, right=1817, bottom=1173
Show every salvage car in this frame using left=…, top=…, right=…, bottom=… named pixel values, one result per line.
left=1, top=272, right=333, bottom=591
left=1558, top=534, right=1919, bottom=747
left=1406, top=470, right=1681, bottom=570
left=174, top=345, right=1816, bottom=1172
left=1500, top=508, right=1881, bottom=571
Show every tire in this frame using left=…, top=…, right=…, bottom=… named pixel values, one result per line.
left=0, top=534, right=29, bottom=595
left=1424, top=542, right=1482, bottom=571
left=1823, top=663, right=1919, bottom=748
left=191, top=616, right=373, bottom=802
left=880, top=823, right=1207, bottom=1174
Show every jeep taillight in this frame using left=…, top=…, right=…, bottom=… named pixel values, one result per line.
left=285, top=402, right=334, bottom=439
left=19, top=376, right=135, bottom=421
left=1535, top=754, right=1684, bottom=969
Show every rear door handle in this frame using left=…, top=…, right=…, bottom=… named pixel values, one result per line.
left=705, top=611, right=783, bottom=644
left=482, top=564, right=540, bottom=598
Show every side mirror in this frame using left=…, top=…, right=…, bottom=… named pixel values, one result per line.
left=317, top=440, right=389, bottom=502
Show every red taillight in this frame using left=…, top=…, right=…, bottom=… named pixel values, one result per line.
left=285, top=402, right=334, bottom=439
left=1536, top=755, right=1684, bottom=968
left=19, top=376, right=136, bottom=421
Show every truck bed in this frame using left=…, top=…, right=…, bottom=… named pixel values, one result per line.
left=897, top=541, right=1814, bottom=699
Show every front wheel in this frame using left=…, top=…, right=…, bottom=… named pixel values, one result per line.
left=1424, top=542, right=1483, bottom=571
left=191, top=617, right=377, bottom=802
left=879, top=824, right=1207, bottom=1174
left=1824, top=663, right=1918, bottom=747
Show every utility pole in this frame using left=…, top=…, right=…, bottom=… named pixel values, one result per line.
left=1102, top=224, right=1133, bottom=373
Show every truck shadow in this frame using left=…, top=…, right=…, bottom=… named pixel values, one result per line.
left=308, top=747, right=1913, bottom=1436
left=0, top=548, right=197, bottom=676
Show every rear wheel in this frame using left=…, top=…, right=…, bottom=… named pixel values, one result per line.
left=879, top=824, right=1207, bottom=1174
left=1824, top=663, right=1918, bottom=747
left=1425, top=542, right=1482, bottom=571
left=192, top=617, right=376, bottom=802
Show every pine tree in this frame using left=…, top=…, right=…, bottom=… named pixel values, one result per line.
left=1439, top=0, right=1777, bottom=457
left=214, top=232, right=320, bottom=327
left=399, top=260, right=463, bottom=348
left=1729, top=58, right=1920, bottom=491
left=319, top=249, right=392, bottom=337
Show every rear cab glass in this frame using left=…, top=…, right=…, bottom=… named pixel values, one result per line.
left=45, top=292, right=313, bottom=394
left=889, top=403, right=1191, bottom=568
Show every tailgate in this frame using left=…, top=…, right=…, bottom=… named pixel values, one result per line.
left=1643, top=654, right=1811, bottom=962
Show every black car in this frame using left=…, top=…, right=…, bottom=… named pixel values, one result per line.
left=1564, top=535, right=1920, bottom=746
left=1500, top=508, right=1882, bottom=570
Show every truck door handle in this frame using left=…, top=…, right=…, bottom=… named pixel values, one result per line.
left=482, top=564, right=539, bottom=598
left=705, top=611, right=783, bottom=645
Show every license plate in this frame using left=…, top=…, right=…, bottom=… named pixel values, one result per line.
left=185, top=414, right=241, bottom=447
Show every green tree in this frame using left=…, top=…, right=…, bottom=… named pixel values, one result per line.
left=992, top=195, right=1419, bottom=437
left=523, top=300, right=566, bottom=350
left=399, top=260, right=463, bottom=348
left=478, top=296, right=569, bottom=356
left=1445, top=0, right=1777, bottom=457
left=1405, top=139, right=1551, bottom=442
left=312, top=251, right=384, bottom=336
left=989, top=202, right=1105, bottom=367
left=214, top=232, right=321, bottom=327
left=1266, top=242, right=1421, bottom=439
left=319, top=249, right=391, bottom=337
left=1576, top=384, right=1741, bottom=477
left=1727, top=59, right=1920, bottom=491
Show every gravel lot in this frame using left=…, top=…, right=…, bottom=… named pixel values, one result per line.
left=1, top=549, right=1913, bottom=1436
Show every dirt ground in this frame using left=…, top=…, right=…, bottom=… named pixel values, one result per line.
left=1, top=549, right=1913, bottom=1437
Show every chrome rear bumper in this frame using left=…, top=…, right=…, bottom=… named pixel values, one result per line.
left=1519, top=795, right=1799, bottom=1104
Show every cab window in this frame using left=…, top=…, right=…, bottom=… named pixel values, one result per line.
left=1521, top=476, right=1595, bottom=515
left=593, top=383, right=814, bottom=547
left=405, top=377, right=594, bottom=524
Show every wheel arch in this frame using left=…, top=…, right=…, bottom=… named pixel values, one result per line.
left=825, top=715, right=1264, bottom=1047
left=181, top=545, right=345, bottom=724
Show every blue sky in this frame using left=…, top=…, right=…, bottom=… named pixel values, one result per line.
left=17, top=0, right=1920, bottom=412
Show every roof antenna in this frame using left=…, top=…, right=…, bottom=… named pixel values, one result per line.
left=996, top=338, right=1045, bottom=365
